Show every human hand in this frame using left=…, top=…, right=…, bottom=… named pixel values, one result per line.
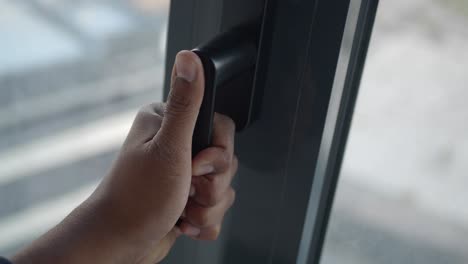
left=128, top=109, right=237, bottom=264
left=11, top=51, right=237, bottom=264
left=92, top=50, right=238, bottom=263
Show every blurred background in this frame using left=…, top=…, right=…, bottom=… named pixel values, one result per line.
left=322, top=0, right=468, bottom=263
left=0, top=0, right=168, bottom=253
left=0, top=0, right=467, bottom=263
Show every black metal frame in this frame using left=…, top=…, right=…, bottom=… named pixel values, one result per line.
left=297, top=0, right=380, bottom=262
left=163, top=0, right=379, bottom=263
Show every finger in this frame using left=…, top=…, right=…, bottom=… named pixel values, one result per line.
left=192, top=147, right=232, bottom=176
left=178, top=221, right=201, bottom=238
left=150, top=102, right=166, bottom=117
left=191, top=155, right=238, bottom=207
left=212, top=113, right=236, bottom=153
left=125, top=103, right=165, bottom=145
left=191, top=113, right=235, bottom=176
left=179, top=222, right=222, bottom=241
left=155, top=50, right=204, bottom=149
left=198, top=224, right=222, bottom=241
left=184, top=187, right=235, bottom=228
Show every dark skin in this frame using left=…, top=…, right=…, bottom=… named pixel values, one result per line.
left=11, top=51, right=237, bottom=263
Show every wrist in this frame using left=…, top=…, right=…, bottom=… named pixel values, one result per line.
left=12, top=195, right=151, bottom=264
left=75, top=195, right=153, bottom=263
left=82, top=190, right=176, bottom=263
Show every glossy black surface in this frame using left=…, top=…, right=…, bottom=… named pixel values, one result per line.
left=305, top=1, right=380, bottom=262
left=191, top=23, right=259, bottom=155
left=191, top=49, right=216, bottom=155
left=163, top=0, right=264, bottom=263
left=225, top=0, right=352, bottom=262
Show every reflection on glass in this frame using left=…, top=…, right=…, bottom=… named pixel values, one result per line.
left=321, top=0, right=468, bottom=263
left=0, top=0, right=169, bottom=255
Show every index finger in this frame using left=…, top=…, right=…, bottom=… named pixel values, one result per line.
left=211, top=113, right=236, bottom=155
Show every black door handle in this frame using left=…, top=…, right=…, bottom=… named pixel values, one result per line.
left=191, top=23, right=259, bottom=155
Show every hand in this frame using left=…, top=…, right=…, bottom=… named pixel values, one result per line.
left=178, top=112, right=237, bottom=240
left=11, top=51, right=238, bottom=264
left=134, top=111, right=237, bottom=263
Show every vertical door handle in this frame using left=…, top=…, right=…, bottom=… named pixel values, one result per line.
left=191, top=23, right=259, bottom=155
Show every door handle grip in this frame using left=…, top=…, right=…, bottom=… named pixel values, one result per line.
left=191, top=23, right=259, bottom=155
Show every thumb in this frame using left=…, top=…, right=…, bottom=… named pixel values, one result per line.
left=158, top=50, right=205, bottom=148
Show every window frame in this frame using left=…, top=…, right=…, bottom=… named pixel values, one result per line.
left=163, top=0, right=379, bottom=263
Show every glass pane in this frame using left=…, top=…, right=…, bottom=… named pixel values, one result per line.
left=0, top=0, right=169, bottom=255
left=321, top=0, right=468, bottom=263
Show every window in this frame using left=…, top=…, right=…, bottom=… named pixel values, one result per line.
left=321, top=0, right=468, bottom=263
left=0, top=0, right=169, bottom=255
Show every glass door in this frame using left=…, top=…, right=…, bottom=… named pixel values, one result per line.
left=163, top=0, right=378, bottom=263
left=0, top=0, right=380, bottom=262
left=322, top=0, right=468, bottom=263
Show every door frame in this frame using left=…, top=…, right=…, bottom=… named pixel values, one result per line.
left=163, top=0, right=379, bottom=263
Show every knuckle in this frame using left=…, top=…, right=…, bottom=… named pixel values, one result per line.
left=204, top=226, right=221, bottom=240
left=154, top=136, right=176, bottom=157
left=153, top=102, right=166, bottom=116
left=135, top=108, right=151, bottom=121
left=137, top=104, right=151, bottom=115
left=138, top=102, right=161, bottom=115
left=136, top=104, right=164, bottom=122
left=150, top=101, right=164, bottom=109
left=196, top=177, right=224, bottom=207
left=166, top=89, right=193, bottom=114
left=149, top=134, right=184, bottom=166
left=223, top=149, right=233, bottom=164
left=146, top=102, right=163, bottom=111
left=204, top=188, right=223, bottom=207
left=217, top=150, right=232, bottom=173
left=189, top=209, right=211, bottom=227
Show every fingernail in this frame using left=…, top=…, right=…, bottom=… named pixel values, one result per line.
left=189, top=185, right=196, bottom=197
left=175, top=52, right=196, bottom=82
left=194, top=165, right=215, bottom=176
left=184, top=225, right=201, bottom=237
